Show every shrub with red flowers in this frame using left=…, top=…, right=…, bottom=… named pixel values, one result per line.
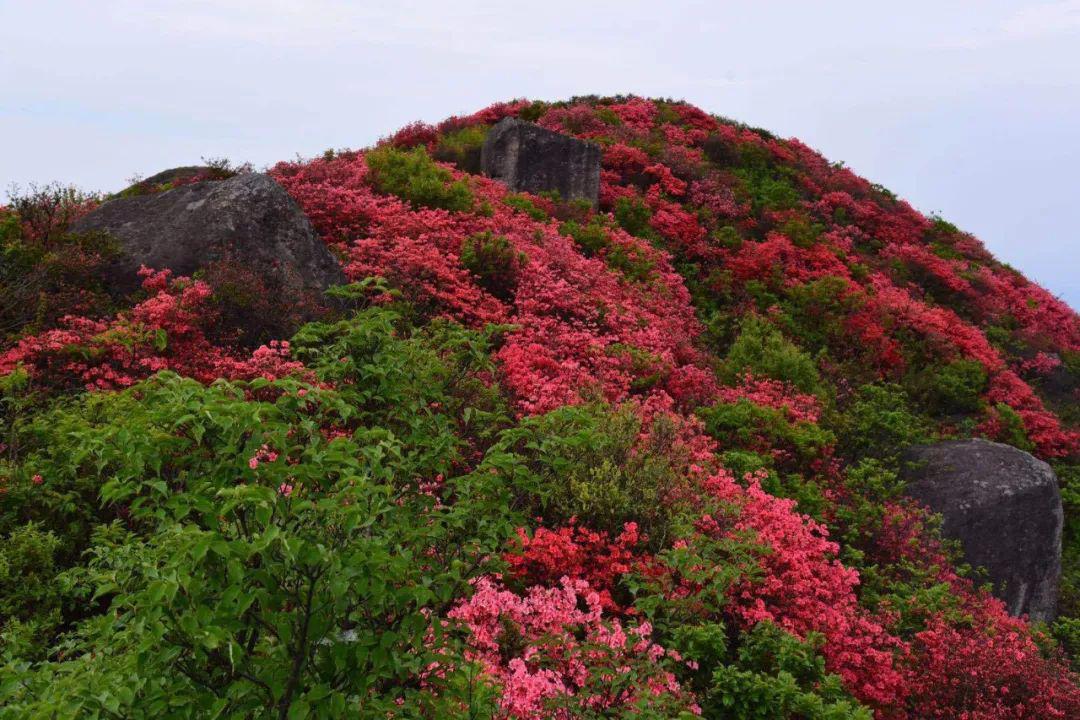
left=908, top=608, right=1080, bottom=719
left=694, top=469, right=908, bottom=709
left=1, top=267, right=307, bottom=391
left=714, top=373, right=822, bottom=424
left=271, top=146, right=712, bottom=416
left=505, top=522, right=645, bottom=612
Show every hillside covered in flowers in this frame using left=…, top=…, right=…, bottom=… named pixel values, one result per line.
left=1, top=96, right=1079, bottom=718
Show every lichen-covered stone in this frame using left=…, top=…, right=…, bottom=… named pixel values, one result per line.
left=481, top=118, right=601, bottom=204
left=901, top=439, right=1063, bottom=622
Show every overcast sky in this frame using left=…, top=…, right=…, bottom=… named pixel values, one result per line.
left=2, top=1, right=1078, bottom=307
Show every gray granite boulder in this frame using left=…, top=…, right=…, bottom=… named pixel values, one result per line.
left=481, top=118, right=601, bottom=204
left=72, top=172, right=345, bottom=342
left=900, top=439, right=1063, bottom=622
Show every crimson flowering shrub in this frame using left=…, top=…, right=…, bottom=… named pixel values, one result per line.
left=504, top=522, right=645, bottom=612
left=908, top=607, right=1080, bottom=719
left=714, top=374, right=821, bottom=424
left=0, top=267, right=307, bottom=391
left=696, top=469, right=908, bottom=709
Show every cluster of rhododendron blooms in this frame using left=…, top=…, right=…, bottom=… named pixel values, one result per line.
left=0, top=267, right=306, bottom=389
left=449, top=576, right=697, bottom=718
left=3, top=95, right=1079, bottom=718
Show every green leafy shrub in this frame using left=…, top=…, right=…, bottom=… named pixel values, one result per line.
left=778, top=215, right=826, bottom=249
left=0, top=523, right=63, bottom=658
left=0, top=307, right=518, bottom=718
left=613, top=196, right=655, bottom=238
left=0, top=209, right=19, bottom=243
left=829, top=460, right=965, bottom=634
left=492, top=405, right=691, bottom=549
left=560, top=216, right=610, bottom=257
left=719, top=450, right=772, bottom=479
left=698, top=400, right=834, bottom=467
left=914, top=359, right=988, bottom=416
left=460, top=231, right=526, bottom=301
left=517, top=101, right=549, bottom=122
left=779, top=276, right=863, bottom=358
left=1051, top=616, right=1080, bottom=666
left=733, top=163, right=801, bottom=214
left=989, top=402, right=1035, bottom=453
left=630, top=526, right=764, bottom=631
left=832, top=384, right=931, bottom=461
left=504, top=193, right=548, bottom=221
left=433, top=124, right=488, bottom=174
left=632, top=538, right=870, bottom=720
left=713, top=225, right=743, bottom=250
left=689, top=623, right=872, bottom=719
left=722, top=315, right=821, bottom=394
left=2, top=374, right=512, bottom=717
left=1056, top=462, right=1080, bottom=623
left=605, top=243, right=656, bottom=284
left=290, top=306, right=513, bottom=455
left=364, top=145, right=473, bottom=212
left=560, top=216, right=655, bottom=282
left=0, top=366, right=36, bottom=464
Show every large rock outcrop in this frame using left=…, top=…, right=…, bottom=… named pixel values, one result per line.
left=900, top=439, right=1063, bottom=622
left=481, top=118, right=601, bottom=204
left=72, top=171, right=345, bottom=341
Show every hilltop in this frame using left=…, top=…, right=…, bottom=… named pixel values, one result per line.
left=1, top=96, right=1078, bottom=718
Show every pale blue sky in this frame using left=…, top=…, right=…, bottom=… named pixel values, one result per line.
left=2, top=1, right=1078, bottom=307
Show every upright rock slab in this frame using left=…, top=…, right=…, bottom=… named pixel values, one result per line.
left=481, top=118, right=601, bottom=204
left=72, top=172, right=345, bottom=341
left=900, top=439, right=1063, bottom=622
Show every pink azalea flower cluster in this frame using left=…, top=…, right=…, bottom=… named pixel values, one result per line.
left=449, top=576, right=698, bottom=718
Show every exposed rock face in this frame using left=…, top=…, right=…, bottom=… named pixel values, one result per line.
left=481, top=118, right=601, bottom=204
left=900, top=439, right=1063, bottom=622
left=72, top=172, right=345, bottom=340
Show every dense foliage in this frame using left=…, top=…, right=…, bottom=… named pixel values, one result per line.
left=1, top=96, right=1078, bottom=718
